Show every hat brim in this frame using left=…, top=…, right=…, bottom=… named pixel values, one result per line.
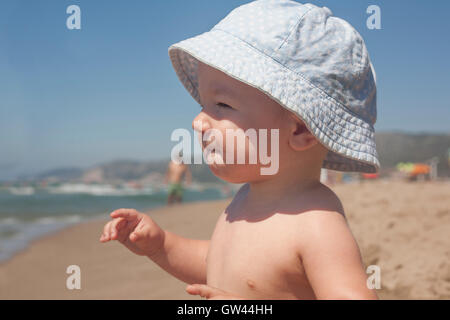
left=169, top=29, right=380, bottom=173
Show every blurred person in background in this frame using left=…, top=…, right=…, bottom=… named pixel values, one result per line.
left=165, top=153, right=192, bottom=205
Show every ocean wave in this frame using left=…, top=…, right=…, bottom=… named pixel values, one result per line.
left=35, top=215, right=82, bottom=225
left=47, top=184, right=154, bottom=196
left=0, top=217, right=20, bottom=225
left=8, top=187, right=35, bottom=196
left=0, top=214, right=89, bottom=262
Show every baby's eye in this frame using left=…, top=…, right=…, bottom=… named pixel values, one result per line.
left=216, top=102, right=233, bottom=109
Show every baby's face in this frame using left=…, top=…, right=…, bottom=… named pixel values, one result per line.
left=193, top=61, right=290, bottom=183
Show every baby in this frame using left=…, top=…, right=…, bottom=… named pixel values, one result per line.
left=100, top=0, right=380, bottom=299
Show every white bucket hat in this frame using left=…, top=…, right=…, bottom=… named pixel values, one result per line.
left=168, top=0, right=380, bottom=173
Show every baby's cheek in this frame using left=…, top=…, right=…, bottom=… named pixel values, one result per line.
left=221, top=129, right=258, bottom=164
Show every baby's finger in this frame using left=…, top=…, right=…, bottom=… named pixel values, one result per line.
left=129, top=231, right=139, bottom=242
left=129, top=223, right=147, bottom=242
left=186, top=284, right=215, bottom=299
left=110, top=217, right=127, bottom=240
left=110, top=208, right=140, bottom=221
left=129, top=228, right=143, bottom=242
left=107, top=220, right=117, bottom=241
left=100, top=221, right=112, bottom=242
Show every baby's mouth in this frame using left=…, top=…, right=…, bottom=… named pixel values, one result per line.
left=204, top=144, right=217, bottom=155
left=202, top=143, right=225, bottom=164
left=202, top=140, right=218, bottom=152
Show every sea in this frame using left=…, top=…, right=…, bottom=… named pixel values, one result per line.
left=0, top=183, right=226, bottom=262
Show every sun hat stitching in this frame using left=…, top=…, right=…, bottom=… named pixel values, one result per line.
left=173, top=52, right=198, bottom=101
left=323, top=156, right=375, bottom=170
left=274, top=5, right=315, bottom=52
left=356, top=36, right=366, bottom=82
left=282, top=92, right=376, bottom=149
left=323, top=161, right=376, bottom=173
left=298, top=99, right=375, bottom=142
left=286, top=96, right=377, bottom=160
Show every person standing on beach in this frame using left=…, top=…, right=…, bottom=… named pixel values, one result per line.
left=100, top=1, right=379, bottom=299
left=165, top=155, right=191, bottom=205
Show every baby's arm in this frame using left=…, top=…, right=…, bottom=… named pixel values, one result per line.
left=153, top=231, right=209, bottom=284
left=100, top=209, right=208, bottom=285
left=298, top=211, right=378, bottom=300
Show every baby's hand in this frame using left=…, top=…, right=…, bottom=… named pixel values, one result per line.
left=99, top=208, right=165, bottom=258
left=186, top=284, right=244, bottom=300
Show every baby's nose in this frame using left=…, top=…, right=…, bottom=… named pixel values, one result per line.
left=192, top=112, right=212, bottom=133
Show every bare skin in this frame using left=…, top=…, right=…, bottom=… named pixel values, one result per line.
left=165, top=160, right=191, bottom=184
left=100, top=61, right=378, bottom=300
left=164, top=160, right=192, bottom=205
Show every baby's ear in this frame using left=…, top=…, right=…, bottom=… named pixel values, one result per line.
left=288, top=116, right=319, bottom=151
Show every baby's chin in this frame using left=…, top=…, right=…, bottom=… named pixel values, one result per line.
left=206, top=155, right=262, bottom=183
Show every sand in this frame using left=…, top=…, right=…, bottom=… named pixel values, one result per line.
left=0, top=180, right=449, bottom=300
left=341, top=180, right=450, bottom=299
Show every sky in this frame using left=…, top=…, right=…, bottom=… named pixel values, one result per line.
left=0, top=0, right=449, bottom=180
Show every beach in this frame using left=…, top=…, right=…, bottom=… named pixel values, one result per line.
left=0, top=180, right=449, bottom=300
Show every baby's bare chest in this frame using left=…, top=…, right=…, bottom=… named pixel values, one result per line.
left=206, top=213, right=315, bottom=299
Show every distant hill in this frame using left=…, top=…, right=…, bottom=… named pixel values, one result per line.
left=375, top=132, right=450, bottom=176
left=29, top=158, right=222, bottom=184
left=25, top=132, right=450, bottom=182
left=33, top=167, right=83, bottom=181
left=95, top=159, right=221, bottom=183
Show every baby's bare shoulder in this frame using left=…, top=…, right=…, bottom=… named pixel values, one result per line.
left=283, top=184, right=350, bottom=241
left=286, top=184, right=361, bottom=256
left=287, top=183, right=345, bottom=221
left=305, top=183, right=344, bottom=215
